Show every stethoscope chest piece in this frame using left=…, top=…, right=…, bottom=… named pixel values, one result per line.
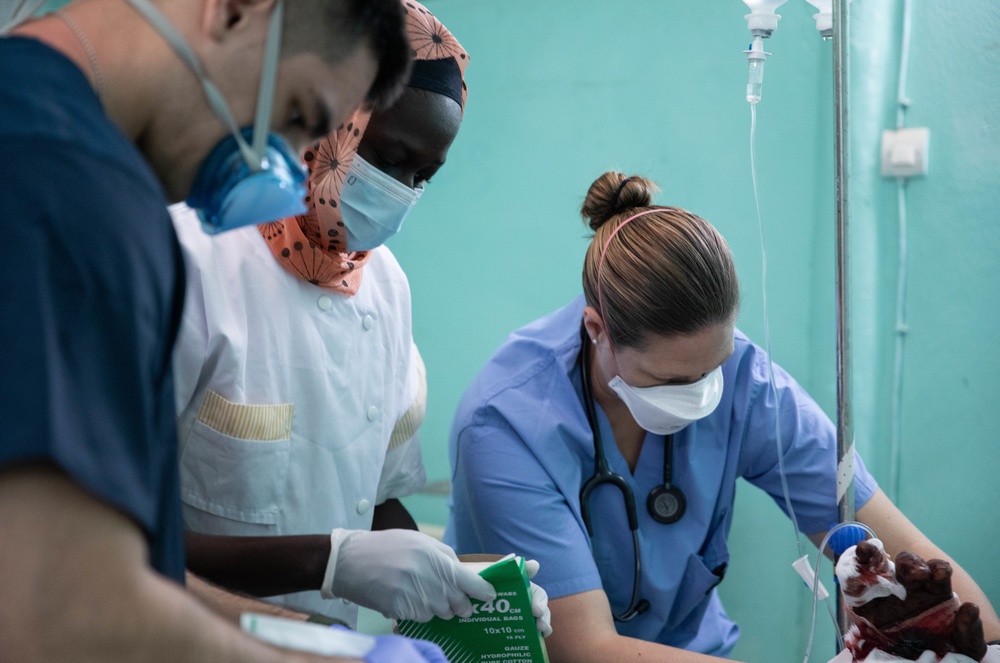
left=647, top=483, right=686, bottom=524
left=646, top=426, right=686, bottom=524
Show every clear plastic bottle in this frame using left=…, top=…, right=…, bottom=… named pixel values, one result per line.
left=804, top=0, right=833, bottom=38
left=741, top=0, right=787, bottom=37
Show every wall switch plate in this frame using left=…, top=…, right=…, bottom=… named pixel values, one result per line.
left=881, top=127, right=930, bottom=178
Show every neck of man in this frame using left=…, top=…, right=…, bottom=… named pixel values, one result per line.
left=12, top=0, right=203, bottom=201
left=14, top=2, right=157, bottom=134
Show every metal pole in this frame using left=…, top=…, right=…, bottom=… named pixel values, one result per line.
left=833, top=0, right=855, bottom=645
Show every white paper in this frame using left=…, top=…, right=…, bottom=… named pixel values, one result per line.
left=241, top=613, right=376, bottom=657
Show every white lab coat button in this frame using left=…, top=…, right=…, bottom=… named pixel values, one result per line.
left=362, top=314, right=374, bottom=330
left=356, top=499, right=370, bottom=515
left=317, top=295, right=333, bottom=311
left=366, top=405, right=379, bottom=421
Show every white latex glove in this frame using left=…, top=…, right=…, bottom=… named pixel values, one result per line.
left=524, top=559, right=552, bottom=638
left=321, top=529, right=496, bottom=622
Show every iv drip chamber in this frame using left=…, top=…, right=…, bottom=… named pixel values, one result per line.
left=745, top=36, right=769, bottom=104
left=740, top=0, right=782, bottom=104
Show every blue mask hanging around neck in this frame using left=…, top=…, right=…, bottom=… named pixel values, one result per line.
left=186, top=128, right=307, bottom=234
left=126, top=0, right=307, bottom=234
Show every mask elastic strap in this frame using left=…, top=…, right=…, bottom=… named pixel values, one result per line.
left=124, top=0, right=264, bottom=169
left=595, top=208, right=662, bottom=361
left=251, top=0, right=283, bottom=158
left=0, top=0, right=46, bottom=34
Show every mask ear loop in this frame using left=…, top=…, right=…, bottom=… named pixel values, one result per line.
left=0, top=0, right=46, bottom=34
left=251, top=0, right=283, bottom=160
left=125, top=0, right=282, bottom=171
left=595, top=208, right=662, bottom=361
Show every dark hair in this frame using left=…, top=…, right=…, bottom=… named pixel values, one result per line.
left=284, top=0, right=411, bottom=110
left=581, top=171, right=740, bottom=349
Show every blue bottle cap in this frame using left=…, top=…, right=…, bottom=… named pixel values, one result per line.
left=828, top=525, right=868, bottom=584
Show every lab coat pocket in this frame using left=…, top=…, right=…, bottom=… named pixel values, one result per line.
left=179, top=390, right=294, bottom=525
left=665, top=511, right=731, bottom=635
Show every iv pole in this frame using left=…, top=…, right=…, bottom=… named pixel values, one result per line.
left=832, top=0, right=855, bottom=643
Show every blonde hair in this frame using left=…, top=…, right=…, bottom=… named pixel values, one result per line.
left=581, top=171, right=740, bottom=349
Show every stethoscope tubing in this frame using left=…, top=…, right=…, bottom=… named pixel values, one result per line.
left=578, top=328, right=650, bottom=622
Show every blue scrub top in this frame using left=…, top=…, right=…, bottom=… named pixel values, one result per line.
left=447, top=296, right=877, bottom=656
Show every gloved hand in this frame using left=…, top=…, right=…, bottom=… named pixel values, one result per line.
left=363, top=634, right=448, bottom=663
left=321, top=528, right=496, bottom=622
left=524, top=559, right=553, bottom=638
left=328, top=625, right=448, bottom=663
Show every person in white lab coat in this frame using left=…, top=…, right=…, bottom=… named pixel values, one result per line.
left=0, top=0, right=458, bottom=661
left=171, top=0, right=551, bottom=636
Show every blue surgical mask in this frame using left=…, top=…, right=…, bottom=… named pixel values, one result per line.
left=126, top=0, right=307, bottom=234
left=340, top=155, right=424, bottom=252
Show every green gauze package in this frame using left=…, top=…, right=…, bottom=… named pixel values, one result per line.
left=397, top=554, right=549, bottom=663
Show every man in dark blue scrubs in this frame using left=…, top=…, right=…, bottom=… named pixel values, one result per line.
left=0, top=2, right=426, bottom=661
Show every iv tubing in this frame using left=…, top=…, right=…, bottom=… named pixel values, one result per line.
left=802, top=522, right=877, bottom=663
left=749, top=103, right=805, bottom=558
left=832, top=0, right=855, bottom=642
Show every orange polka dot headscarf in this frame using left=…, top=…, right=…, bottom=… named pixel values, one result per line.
left=259, top=0, right=468, bottom=294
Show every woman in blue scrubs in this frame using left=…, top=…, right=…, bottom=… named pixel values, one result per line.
left=446, top=171, right=1000, bottom=663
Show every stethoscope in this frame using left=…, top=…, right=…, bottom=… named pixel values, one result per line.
left=578, top=325, right=687, bottom=622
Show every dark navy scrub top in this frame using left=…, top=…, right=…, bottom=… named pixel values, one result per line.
left=0, top=37, right=186, bottom=581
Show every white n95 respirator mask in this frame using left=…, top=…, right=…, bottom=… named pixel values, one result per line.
left=609, top=366, right=724, bottom=435
left=339, top=155, right=424, bottom=252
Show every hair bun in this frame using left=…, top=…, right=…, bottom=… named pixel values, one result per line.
left=581, top=171, right=659, bottom=231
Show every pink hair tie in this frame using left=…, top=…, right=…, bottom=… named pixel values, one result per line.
left=595, top=208, right=661, bottom=352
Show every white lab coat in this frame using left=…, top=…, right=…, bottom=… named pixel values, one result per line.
left=170, top=204, right=426, bottom=624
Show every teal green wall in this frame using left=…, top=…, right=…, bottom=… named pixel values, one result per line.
left=850, top=0, right=1000, bottom=619
left=28, top=0, right=996, bottom=657
left=392, top=0, right=1000, bottom=661
left=14, top=0, right=996, bottom=657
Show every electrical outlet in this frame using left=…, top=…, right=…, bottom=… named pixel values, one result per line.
left=881, top=127, right=929, bottom=178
